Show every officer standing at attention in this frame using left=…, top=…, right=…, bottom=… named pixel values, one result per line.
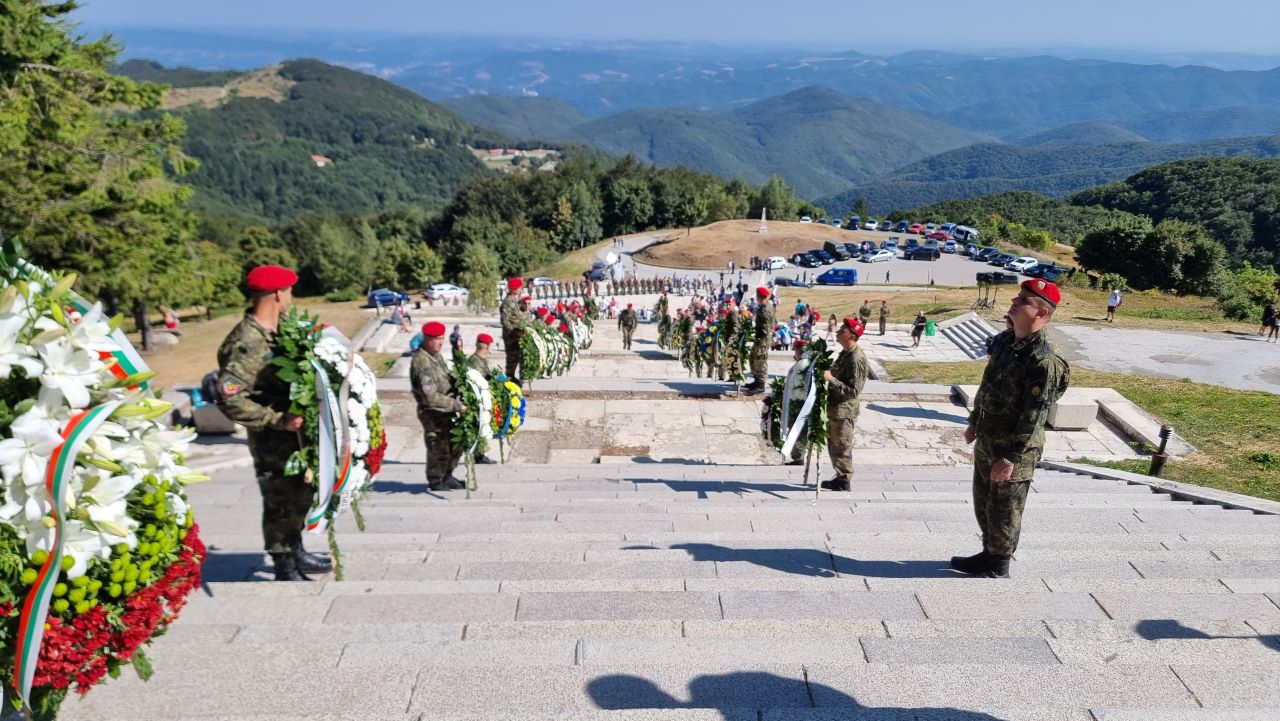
left=466, top=333, right=498, bottom=465
left=411, top=321, right=467, bottom=491
left=878, top=300, right=890, bottom=336
left=217, top=264, right=332, bottom=581
left=744, top=286, right=775, bottom=395
left=821, top=318, right=869, bottom=491
left=618, top=302, right=638, bottom=350
left=500, top=277, right=525, bottom=383
left=858, top=299, right=872, bottom=327
left=952, top=279, right=1070, bottom=578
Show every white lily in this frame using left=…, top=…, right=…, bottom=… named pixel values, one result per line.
left=65, top=302, right=119, bottom=354
left=35, top=337, right=104, bottom=408
left=0, top=405, right=64, bottom=487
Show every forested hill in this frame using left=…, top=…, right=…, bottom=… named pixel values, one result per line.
left=819, top=135, right=1280, bottom=215
left=442, top=95, right=590, bottom=141
left=129, top=59, right=515, bottom=222
left=889, top=191, right=1142, bottom=247
left=1070, top=157, right=1280, bottom=272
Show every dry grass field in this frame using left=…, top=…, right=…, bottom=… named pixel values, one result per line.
left=636, top=220, right=884, bottom=269
left=161, top=65, right=293, bottom=110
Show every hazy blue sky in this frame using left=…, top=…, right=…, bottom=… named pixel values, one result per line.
left=75, top=0, right=1280, bottom=54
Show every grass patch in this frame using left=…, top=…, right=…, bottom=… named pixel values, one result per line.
left=883, top=360, right=1280, bottom=502
left=360, top=352, right=401, bottom=378
left=774, top=286, right=993, bottom=325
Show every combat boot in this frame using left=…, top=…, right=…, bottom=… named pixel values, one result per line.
left=976, top=556, right=1011, bottom=579
left=475, top=454, right=497, bottom=465
left=820, top=475, right=851, bottom=492
left=429, top=476, right=464, bottom=491
left=949, top=550, right=992, bottom=574
left=293, top=545, right=334, bottom=574
left=742, top=381, right=766, bottom=396
left=271, top=553, right=312, bottom=582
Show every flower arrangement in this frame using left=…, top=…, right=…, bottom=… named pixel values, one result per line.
left=449, top=349, right=492, bottom=497
left=761, top=338, right=834, bottom=487
left=719, top=318, right=752, bottom=387
left=271, top=307, right=387, bottom=574
left=0, top=245, right=206, bottom=718
left=487, top=372, right=526, bottom=463
left=656, top=313, right=672, bottom=349
left=518, top=321, right=580, bottom=380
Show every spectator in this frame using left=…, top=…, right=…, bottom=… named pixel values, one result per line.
left=449, top=324, right=463, bottom=353
left=911, top=311, right=927, bottom=348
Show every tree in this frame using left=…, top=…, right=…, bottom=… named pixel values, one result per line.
left=457, top=242, right=501, bottom=312
left=0, top=1, right=230, bottom=348
left=603, top=176, right=653, bottom=235
left=749, top=174, right=800, bottom=221
left=853, top=197, right=870, bottom=222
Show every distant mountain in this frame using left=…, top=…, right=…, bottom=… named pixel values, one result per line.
left=1017, top=122, right=1148, bottom=147
left=563, top=86, right=989, bottom=199
left=1119, top=106, right=1280, bottom=143
left=819, top=135, right=1280, bottom=215
left=114, top=58, right=244, bottom=87
left=134, top=59, right=510, bottom=221
left=442, top=95, right=590, bottom=140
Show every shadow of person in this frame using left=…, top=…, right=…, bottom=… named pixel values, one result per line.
left=671, top=543, right=957, bottom=579
left=866, top=403, right=970, bottom=424
left=1136, top=619, right=1280, bottom=652
left=587, top=670, right=1008, bottom=720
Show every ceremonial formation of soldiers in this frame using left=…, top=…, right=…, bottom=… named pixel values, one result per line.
left=216, top=263, right=1068, bottom=581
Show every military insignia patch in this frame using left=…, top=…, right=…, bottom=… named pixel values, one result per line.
left=220, top=376, right=244, bottom=397
left=420, top=380, right=434, bottom=394
left=1034, top=280, right=1045, bottom=290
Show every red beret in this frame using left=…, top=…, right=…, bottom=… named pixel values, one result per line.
left=545, top=315, right=557, bottom=325
left=1021, top=278, right=1061, bottom=307
left=534, top=307, right=548, bottom=317
left=627, top=303, right=633, bottom=309
left=507, top=277, right=524, bottom=291
left=842, top=317, right=865, bottom=336
left=756, top=286, right=770, bottom=298
left=558, top=323, right=569, bottom=333
left=476, top=333, right=494, bottom=345
left=520, top=294, right=531, bottom=302
left=422, top=321, right=446, bottom=337
left=793, top=338, right=807, bottom=348
left=246, top=265, right=297, bottom=293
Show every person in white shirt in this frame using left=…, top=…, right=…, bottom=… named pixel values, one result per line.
left=1106, top=288, right=1122, bottom=323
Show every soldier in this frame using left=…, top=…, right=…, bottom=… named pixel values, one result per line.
left=500, top=277, right=525, bottom=383
left=744, top=287, right=775, bottom=395
left=467, top=333, right=498, bottom=465
left=951, top=279, right=1070, bottom=579
left=618, top=302, right=638, bottom=350
left=785, top=338, right=809, bottom=466
left=878, top=300, right=890, bottom=336
left=858, top=299, right=872, bottom=327
left=821, top=318, right=869, bottom=491
left=411, top=321, right=467, bottom=491
left=217, top=264, right=331, bottom=581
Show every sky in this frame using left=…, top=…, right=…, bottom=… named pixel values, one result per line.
left=74, top=0, right=1280, bottom=55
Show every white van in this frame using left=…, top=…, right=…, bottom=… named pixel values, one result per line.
left=952, top=225, right=979, bottom=242
left=767, top=256, right=788, bottom=270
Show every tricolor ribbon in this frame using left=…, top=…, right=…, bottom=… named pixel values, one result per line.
left=13, top=400, right=122, bottom=709
left=12, top=259, right=150, bottom=389
left=304, top=359, right=352, bottom=533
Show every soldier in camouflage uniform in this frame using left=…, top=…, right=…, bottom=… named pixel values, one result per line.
left=858, top=299, right=872, bottom=328
left=878, top=300, right=890, bottom=336
left=618, top=303, right=638, bottom=349
left=500, top=278, right=526, bottom=383
left=411, top=321, right=467, bottom=490
left=744, top=287, right=775, bottom=395
left=952, top=279, right=1070, bottom=578
left=467, top=333, right=497, bottom=465
left=821, top=318, right=869, bottom=491
left=216, top=265, right=331, bottom=581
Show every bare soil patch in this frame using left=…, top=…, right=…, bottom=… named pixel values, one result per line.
left=161, top=65, right=293, bottom=110
left=637, top=220, right=883, bottom=270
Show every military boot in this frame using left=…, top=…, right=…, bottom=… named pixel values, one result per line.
left=475, top=454, right=497, bottom=465
left=819, top=475, right=851, bottom=492
left=271, top=553, right=312, bottom=582
left=293, top=545, right=334, bottom=574
left=742, top=381, right=766, bottom=396
left=949, top=550, right=992, bottom=574
left=429, top=476, right=464, bottom=491
left=976, top=556, right=1011, bottom=579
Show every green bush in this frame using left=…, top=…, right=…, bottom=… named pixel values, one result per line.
left=1217, top=292, right=1262, bottom=322
left=1098, top=273, right=1127, bottom=292
left=324, top=288, right=359, bottom=302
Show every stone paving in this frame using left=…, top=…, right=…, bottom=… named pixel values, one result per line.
left=64, top=316, right=1280, bottom=720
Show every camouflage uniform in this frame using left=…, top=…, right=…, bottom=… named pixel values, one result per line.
left=749, top=301, right=775, bottom=387
left=968, top=328, right=1070, bottom=557
left=825, top=343, right=869, bottom=480
left=410, top=347, right=465, bottom=487
left=878, top=303, right=889, bottom=335
left=466, top=351, right=491, bottom=376
left=618, top=307, right=638, bottom=349
left=216, top=313, right=309, bottom=556
left=858, top=302, right=872, bottom=327
left=500, top=293, right=524, bottom=381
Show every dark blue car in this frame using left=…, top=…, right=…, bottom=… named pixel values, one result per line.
left=816, top=268, right=859, bottom=286
left=368, top=288, right=411, bottom=307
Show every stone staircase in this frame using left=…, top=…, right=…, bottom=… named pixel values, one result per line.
left=64, top=457, right=1280, bottom=721
left=938, top=312, right=999, bottom=359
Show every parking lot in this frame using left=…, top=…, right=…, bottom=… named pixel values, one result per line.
left=769, top=231, right=1019, bottom=287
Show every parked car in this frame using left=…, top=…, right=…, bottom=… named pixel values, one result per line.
left=990, top=252, right=1018, bottom=267
left=858, top=240, right=877, bottom=254
left=942, top=239, right=958, bottom=253
left=584, top=261, right=610, bottom=281
left=904, top=236, right=920, bottom=251
left=925, top=231, right=950, bottom=242
left=425, top=283, right=469, bottom=302
left=767, top=256, right=788, bottom=270
left=925, top=223, right=937, bottom=234
left=816, top=268, right=859, bottom=285
left=863, top=219, right=878, bottom=230
left=792, top=253, right=821, bottom=268
left=894, top=220, right=909, bottom=233
left=879, top=220, right=893, bottom=231
left=903, top=246, right=940, bottom=261
left=922, top=238, right=940, bottom=252
left=952, top=225, right=980, bottom=242
left=907, top=223, right=924, bottom=234
left=529, top=276, right=557, bottom=286
left=823, top=241, right=851, bottom=260
left=367, top=288, right=410, bottom=307
left=832, top=219, right=843, bottom=228
left=882, top=238, right=900, bottom=252
left=773, top=277, right=811, bottom=288
left=940, top=222, right=956, bottom=236
left=848, top=215, right=861, bottom=229
left=964, top=243, right=980, bottom=257
left=975, top=247, right=1000, bottom=262
left=860, top=249, right=894, bottom=263
left=841, top=242, right=863, bottom=257
left=800, top=216, right=813, bottom=224
left=812, top=249, right=837, bottom=265
left=1026, top=262, right=1068, bottom=281
left=818, top=217, right=830, bottom=225
left=1006, top=256, right=1041, bottom=273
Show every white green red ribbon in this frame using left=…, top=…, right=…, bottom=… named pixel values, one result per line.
left=304, top=359, right=354, bottom=533
left=13, top=400, right=122, bottom=708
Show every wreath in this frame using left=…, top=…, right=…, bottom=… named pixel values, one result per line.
left=761, top=338, right=835, bottom=488
left=449, top=349, right=492, bottom=498
left=487, top=372, right=526, bottom=463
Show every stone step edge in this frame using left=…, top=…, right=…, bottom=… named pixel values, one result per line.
left=1040, top=460, right=1280, bottom=516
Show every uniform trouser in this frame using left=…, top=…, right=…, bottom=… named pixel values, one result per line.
left=622, top=327, right=634, bottom=348
left=420, top=411, right=463, bottom=483
left=503, top=331, right=521, bottom=380
left=972, top=439, right=1040, bottom=557
left=826, top=405, right=859, bottom=478
left=878, top=319, right=886, bottom=335
left=749, top=351, right=768, bottom=385
left=256, top=469, right=313, bottom=555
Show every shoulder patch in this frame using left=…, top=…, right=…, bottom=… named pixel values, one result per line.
left=220, top=374, right=245, bottom=398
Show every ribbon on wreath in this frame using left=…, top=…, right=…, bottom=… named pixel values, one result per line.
left=13, top=400, right=123, bottom=708
left=779, top=355, right=819, bottom=458
left=13, top=259, right=150, bottom=389
left=304, top=358, right=353, bottom=533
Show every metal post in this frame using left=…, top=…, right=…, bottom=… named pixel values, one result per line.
left=1148, top=424, right=1173, bottom=477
